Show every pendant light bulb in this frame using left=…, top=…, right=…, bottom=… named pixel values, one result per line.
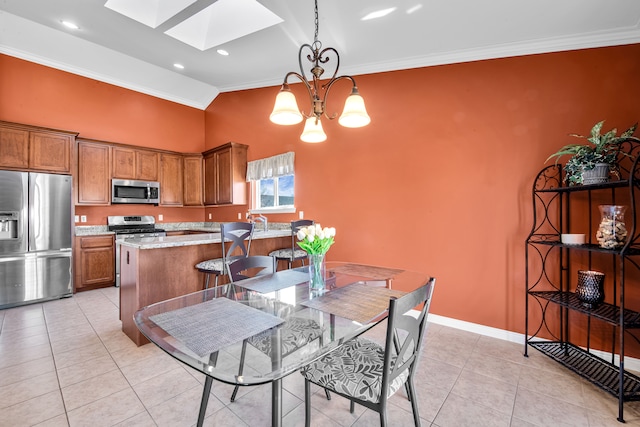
left=300, top=117, right=327, bottom=143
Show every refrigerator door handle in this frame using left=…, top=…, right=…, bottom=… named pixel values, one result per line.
left=30, top=179, right=41, bottom=248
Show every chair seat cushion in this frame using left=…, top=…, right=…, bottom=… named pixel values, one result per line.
left=248, top=317, right=324, bottom=356
left=195, top=258, right=224, bottom=273
left=300, top=337, right=408, bottom=403
left=269, top=248, right=308, bottom=261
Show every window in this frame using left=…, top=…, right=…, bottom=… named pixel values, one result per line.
left=256, top=175, right=294, bottom=209
left=246, top=152, right=296, bottom=213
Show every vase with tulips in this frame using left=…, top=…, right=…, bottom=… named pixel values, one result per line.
left=296, top=224, right=336, bottom=297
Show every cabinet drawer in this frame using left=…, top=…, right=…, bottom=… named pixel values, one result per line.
left=80, top=236, right=114, bottom=249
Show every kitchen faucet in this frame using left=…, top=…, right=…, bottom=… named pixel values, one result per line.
left=247, top=214, right=268, bottom=232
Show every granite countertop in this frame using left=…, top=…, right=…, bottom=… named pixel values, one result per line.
left=76, top=221, right=289, bottom=237
left=118, top=229, right=290, bottom=249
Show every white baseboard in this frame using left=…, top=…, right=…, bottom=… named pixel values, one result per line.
left=428, top=314, right=640, bottom=373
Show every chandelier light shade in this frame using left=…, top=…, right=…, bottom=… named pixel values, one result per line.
left=300, top=117, right=327, bottom=143
left=338, top=89, right=371, bottom=128
left=269, top=0, right=370, bottom=142
left=269, top=84, right=303, bottom=125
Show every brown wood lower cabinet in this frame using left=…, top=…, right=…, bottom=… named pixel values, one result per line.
left=75, top=235, right=115, bottom=291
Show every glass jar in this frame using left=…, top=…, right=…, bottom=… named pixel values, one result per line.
left=596, top=205, right=627, bottom=249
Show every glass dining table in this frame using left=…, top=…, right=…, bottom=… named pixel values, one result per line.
left=134, top=261, right=432, bottom=427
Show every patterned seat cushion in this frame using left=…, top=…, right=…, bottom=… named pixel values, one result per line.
left=268, top=248, right=308, bottom=261
left=247, top=317, right=324, bottom=356
left=300, top=337, right=409, bottom=403
left=195, top=258, right=224, bottom=273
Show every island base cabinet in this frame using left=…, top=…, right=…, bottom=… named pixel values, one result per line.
left=120, top=236, right=290, bottom=346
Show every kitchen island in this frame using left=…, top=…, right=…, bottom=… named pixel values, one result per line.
left=119, top=230, right=290, bottom=345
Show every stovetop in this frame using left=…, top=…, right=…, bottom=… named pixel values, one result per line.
left=107, top=215, right=165, bottom=236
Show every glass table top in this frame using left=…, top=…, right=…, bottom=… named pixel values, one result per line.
left=134, top=262, right=432, bottom=386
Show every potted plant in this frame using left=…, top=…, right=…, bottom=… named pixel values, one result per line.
left=546, top=120, right=637, bottom=185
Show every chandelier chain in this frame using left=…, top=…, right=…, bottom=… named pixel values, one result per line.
left=313, top=0, right=319, bottom=44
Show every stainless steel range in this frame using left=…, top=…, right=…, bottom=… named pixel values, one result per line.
left=108, top=215, right=166, bottom=287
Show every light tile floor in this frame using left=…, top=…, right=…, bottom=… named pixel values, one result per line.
left=2, top=287, right=640, bottom=426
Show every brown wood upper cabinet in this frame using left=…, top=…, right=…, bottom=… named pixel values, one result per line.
left=159, top=153, right=183, bottom=206
left=203, top=142, right=248, bottom=206
left=112, top=146, right=159, bottom=181
left=183, top=154, right=203, bottom=206
left=77, top=139, right=111, bottom=205
left=0, top=121, right=76, bottom=173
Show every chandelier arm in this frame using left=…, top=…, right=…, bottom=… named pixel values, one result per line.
left=282, top=71, right=316, bottom=119
left=321, top=75, right=357, bottom=120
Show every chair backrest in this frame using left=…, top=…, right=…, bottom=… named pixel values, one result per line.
left=221, top=222, right=254, bottom=265
left=381, top=277, right=435, bottom=401
left=290, top=219, right=314, bottom=251
left=227, top=255, right=276, bottom=282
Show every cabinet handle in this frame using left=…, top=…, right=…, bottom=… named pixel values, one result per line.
left=126, top=251, right=129, bottom=264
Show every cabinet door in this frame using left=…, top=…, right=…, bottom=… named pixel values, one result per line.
left=0, top=126, right=29, bottom=169
left=113, top=147, right=159, bottom=181
left=203, top=152, right=216, bottom=205
left=136, top=150, right=159, bottom=181
left=112, top=147, right=136, bottom=179
left=77, top=141, right=111, bottom=205
left=215, top=147, right=233, bottom=204
left=75, top=235, right=115, bottom=290
left=183, top=155, right=203, bottom=206
left=159, top=153, right=183, bottom=206
left=203, top=143, right=247, bottom=206
left=29, top=131, right=73, bottom=173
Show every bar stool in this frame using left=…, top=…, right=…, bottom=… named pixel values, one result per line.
left=269, top=219, right=314, bottom=270
left=195, top=222, right=254, bottom=289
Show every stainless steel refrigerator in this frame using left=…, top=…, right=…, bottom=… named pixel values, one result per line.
left=0, top=171, right=73, bottom=309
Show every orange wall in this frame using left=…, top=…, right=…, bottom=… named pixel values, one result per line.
left=2, top=45, right=640, bottom=342
left=205, top=44, right=640, bottom=338
left=0, top=54, right=206, bottom=226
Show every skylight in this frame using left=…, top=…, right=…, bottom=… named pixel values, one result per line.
left=104, top=0, right=197, bottom=28
left=164, top=0, right=283, bottom=51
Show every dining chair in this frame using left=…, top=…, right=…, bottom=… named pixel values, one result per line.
left=195, top=222, right=254, bottom=289
left=227, top=255, right=329, bottom=403
left=300, top=277, right=436, bottom=427
left=269, top=219, right=314, bottom=270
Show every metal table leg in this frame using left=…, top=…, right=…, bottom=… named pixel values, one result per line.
left=197, top=376, right=213, bottom=427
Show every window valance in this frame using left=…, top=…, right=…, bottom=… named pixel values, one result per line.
left=246, top=152, right=295, bottom=182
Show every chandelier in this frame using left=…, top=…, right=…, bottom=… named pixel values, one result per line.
left=269, top=0, right=370, bottom=143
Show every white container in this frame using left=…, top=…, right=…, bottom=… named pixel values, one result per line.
left=561, top=234, right=586, bottom=245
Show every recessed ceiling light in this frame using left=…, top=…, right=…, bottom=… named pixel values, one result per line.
left=406, top=5, right=423, bottom=14
left=217, top=49, right=229, bottom=56
left=173, top=63, right=185, bottom=69
left=361, top=7, right=396, bottom=21
left=61, top=20, right=79, bottom=30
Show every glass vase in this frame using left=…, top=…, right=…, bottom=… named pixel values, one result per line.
left=596, top=205, right=627, bottom=249
left=308, top=253, right=326, bottom=299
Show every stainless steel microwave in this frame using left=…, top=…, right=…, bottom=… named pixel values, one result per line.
left=111, top=179, right=160, bottom=204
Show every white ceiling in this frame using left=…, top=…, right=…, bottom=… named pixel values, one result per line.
left=1, top=0, right=639, bottom=110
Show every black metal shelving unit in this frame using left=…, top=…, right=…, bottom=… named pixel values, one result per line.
left=525, top=138, right=640, bottom=423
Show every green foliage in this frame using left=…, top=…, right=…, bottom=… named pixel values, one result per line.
left=546, top=121, right=638, bottom=185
